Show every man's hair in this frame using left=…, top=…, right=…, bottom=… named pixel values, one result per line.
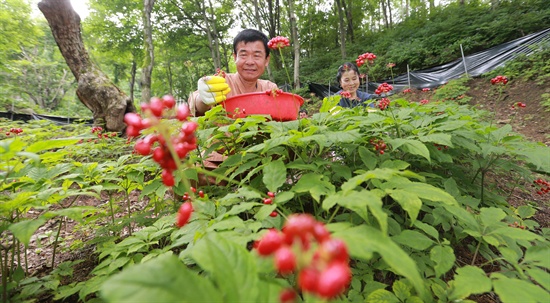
left=233, top=29, right=270, bottom=58
left=336, top=62, right=360, bottom=84
left=299, top=109, right=308, bottom=114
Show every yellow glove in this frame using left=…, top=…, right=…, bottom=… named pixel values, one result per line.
left=198, top=76, right=231, bottom=105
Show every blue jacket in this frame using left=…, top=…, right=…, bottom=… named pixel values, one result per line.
left=337, top=90, right=377, bottom=108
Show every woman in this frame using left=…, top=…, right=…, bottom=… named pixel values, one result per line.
left=336, top=62, right=377, bottom=108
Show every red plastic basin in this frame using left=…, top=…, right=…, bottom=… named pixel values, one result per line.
left=221, top=91, right=304, bottom=121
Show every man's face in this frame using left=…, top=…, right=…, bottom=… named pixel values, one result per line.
left=299, top=112, right=307, bottom=119
left=233, top=41, right=270, bottom=82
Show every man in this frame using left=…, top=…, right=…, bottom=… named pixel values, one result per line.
left=299, top=109, right=308, bottom=119
left=188, top=29, right=278, bottom=116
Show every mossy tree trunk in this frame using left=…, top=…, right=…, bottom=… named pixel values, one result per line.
left=38, top=0, right=136, bottom=132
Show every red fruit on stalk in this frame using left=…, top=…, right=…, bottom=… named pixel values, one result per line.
left=148, top=97, right=165, bottom=117
left=275, top=246, right=296, bottom=274
left=198, top=190, right=205, bottom=198
left=283, top=214, right=316, bottom=240
left=298, top=267, right=319, bottom=293
left=319, top=239, right=349, bottom=263
left=279, top=289, right=296, bottom=303
left=152, top=147, right=165, bottom=163
left=176, top=201, right=193, bottom=227
left=316, top=262, right=352, bottom=299
left=263, top=198, right=273, bottom=204
left=124, top=113, right=142, bottom=127
left=267, top=191, right=276, bottom=198
left=312, top=222, right=331, bottom=243
left=134, top=140, right=151, bottom=155
left=162, top=95, right=176, bottom=109
left=161, top=169, right=175, bottom=186
left=256, top=229, right=284, bottom=256
left=181, top=121, right=199, bottom=135
left=176, top=104, right=190, bottom=121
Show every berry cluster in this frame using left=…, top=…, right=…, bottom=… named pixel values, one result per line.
left=420, top=99, right=429, bottom=105
left=124, top=95, right=198, bottom=187
left=508, top=221, right=526, bottom=230
left=91, top=126, right=118, bottom=139
left=214, top=68, right=226, bottom=78
left=534, top=178, right=550, bottom=195
left=339, top=91, right=352, bottom=99
left=491, top=75, right=508, bottom=85
left=378, top=97, right=391, bottom=110
left=263, top=192, right=278, bottom=217
left=386, top=62, right=396, bottom=68
left=5, top=127, right=23, bottom=136
left=370, top=138, right=388, bottom=154
left=267, top=36, right=291, bottom=50
left=255, top=214, right=352, bottom=300
left=356, top=52, right=376, bottom=67
left=402, top=88, right=412, bottom=94
left=434, top=143, right=448, bottom=151
left=511, top=102, right=526, bottom=109
left=422, top=87, right=431, bottom=92
left=375, top=83, right=394, bottom=95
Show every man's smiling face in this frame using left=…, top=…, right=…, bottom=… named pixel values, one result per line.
left=233, top=41, right=270, bottom=82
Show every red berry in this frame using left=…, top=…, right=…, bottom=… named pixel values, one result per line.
left=124, top=113, right=142, bottom=127
left=149, top=97, right=164, bottom=117
left=298, top=267, right=319, bottom=293
left=161, top=169, right=175, bottom=186
left=279, top=288, right=296, bottom=303
left=198, top=190, right=205, bottom=198
left=162, top=94, right=176, bottom=109
left=134, top=140, right=151, bottom=155
left=190, top=187, right=197, bottom=193
left=316, top=262, right=351, bottom=299
left=263, top=198, right=273, bottom=204
left=283, top=214, right=315, bottom=240
left=319, top=239, right=349, bottom=263
left=181, top=121, right=198, bottom=135
left=274, top=246, right=296, bottom=275
left=176, top=201, right=193, bottom=227
left=176, top=104, right=190, bottom=121
left=312, top=222, right=331, bottom=243
left=267, top=191, right=276, bottom=198
left=256, top=229, right=284, bottom=256
left=270, top=211, right=278, bottom=217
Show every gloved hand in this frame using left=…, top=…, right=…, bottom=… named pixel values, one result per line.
left=198, top=76, right=231, bottom=105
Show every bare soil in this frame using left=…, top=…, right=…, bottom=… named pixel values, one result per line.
left=14, top=77, right=550, bottom=302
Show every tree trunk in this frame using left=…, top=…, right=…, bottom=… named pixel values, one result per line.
left=341, top=0, right=354, bottom=43
left=207, top=0, right=221, bottom=69
left=38, top=0, right=135, bottom=132
left=130, top=60, right=137, bottom=101
left=287, top=0, right=300, bottom=89
left=380, top=0, right=389, bottom=29
left=141, top=0, right=155, bottom=103
left=335, top=0, right=346, bottom=59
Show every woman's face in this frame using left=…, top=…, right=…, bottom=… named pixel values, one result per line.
left=339, top=70, right=360, bottom=93
left=233, top=41, right=270, bottom=82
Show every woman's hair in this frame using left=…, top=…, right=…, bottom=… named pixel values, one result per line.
left=233, top=29, right=270, bottom=58
left=336, top=62, right=360, bottom=84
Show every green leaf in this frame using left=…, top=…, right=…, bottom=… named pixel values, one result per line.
left=449, top=266, right=492, bottom=300
left=479, top=207, right=506, bottom=226
left=358, top=146, right=378, bottom=170
left=332, top=190, right=387, bottom=234
left=262, top=159, right=286, bottom=192
left=400, top=182, right=457, bottom=205
left=388, top=189, right=422, bottom=223
left=9, top=218, right=47, bottom=246
left=419, top=133, right=453, bottom=147
left=392, top=280, right=411, bottom=302
left=100, top=254, right=222, bottom=302
left=26, top=138, right=80, bottom=153
left=190, top=234, right=259, bottom=302
left=430, top=245, right=455, bottom=278
left=491, top=226, right=544, bottom=242
left=333, top=224, right=425, bottom=298
left=292, top=173, right=335, bottom=203
left=523, top=245, right=550, bottom=268
left=413, top=221, right=440, bottom=240
left=389, top=138, right=431, bottom=162
left=366, top=289, right=400, bottom=303
left=392, top=230, right=434, bottom=250
left=492, top=273, right=550, bottom=303
left=526, top=267, right=550, bottom=291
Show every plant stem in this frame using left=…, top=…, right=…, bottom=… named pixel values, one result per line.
left=125, top=191, right=133, bottom=236
left=1, top=248, right=6, bottom=303
left=471, top=239, right=482, bottom=266
left=279, top=49, right=292, bottom=89
left=327, top=205, right=341, bottom=224
left=51, top=217, right=64, bottom=268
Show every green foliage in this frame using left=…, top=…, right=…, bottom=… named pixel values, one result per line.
left=431, top=77, right=472, bottom=104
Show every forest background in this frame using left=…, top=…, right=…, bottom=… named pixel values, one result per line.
left=1, top=0, right=549, bottom=118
